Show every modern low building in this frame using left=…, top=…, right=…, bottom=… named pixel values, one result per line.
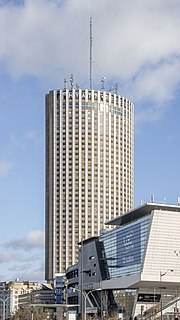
left=18, top=283, right=55, bottom=307
left=0, top=280, right=54, bottom=319
left=45, top=78, right=134, bottom=281
left=66, top=202, right=180, bottom=319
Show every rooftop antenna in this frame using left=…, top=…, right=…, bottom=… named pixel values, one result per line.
left=114, top=83, right=118, bottom=94
left=70, top=74, right=74, bottom=89
left=101, top=77, right=106, bottom=90
left=64, top=78, right=68, bottom=89
left=90, top=16, right=93, bottom=90
left=178, top=197, right=180, bottom=206
left=151, top=194, right=155, bottom=203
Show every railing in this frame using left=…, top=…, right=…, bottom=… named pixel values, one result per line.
left=143, top=296, right=180, bottom=320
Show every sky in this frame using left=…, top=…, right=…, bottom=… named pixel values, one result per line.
left=0, top=0, right=180, bottom=282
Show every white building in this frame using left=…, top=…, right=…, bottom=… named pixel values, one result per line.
left=0, top=280, right=41, bottom=318
left=45, top=81, right=134, bottom=281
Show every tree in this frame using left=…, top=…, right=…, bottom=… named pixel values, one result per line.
left=11, top=306, right=52, bottom=320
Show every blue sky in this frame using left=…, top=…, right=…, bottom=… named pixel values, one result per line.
left=0, top=0, right=180, bottom=282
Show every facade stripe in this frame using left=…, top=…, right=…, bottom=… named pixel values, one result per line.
left=45, top=88, right=134, bottom=280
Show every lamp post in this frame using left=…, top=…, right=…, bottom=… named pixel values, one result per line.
left=160, top=269, right=174, bottom=320
left=0, top=296, right=10, bottom=320
left=70, top=287, right=85, bottom=320
left=70, top=287, right=100, bottom=320
left=100, top=280, right=103, bottom=320
left=80, top=239, right=84, bottom=320
left=84, top=288, right=101, bottom=320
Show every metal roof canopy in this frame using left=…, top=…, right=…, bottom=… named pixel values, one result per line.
left=105, top=202, right=180, bottom=227
left=30, top=304, right=79, bottom=308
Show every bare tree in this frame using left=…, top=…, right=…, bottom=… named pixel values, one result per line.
left=11, top=307, right=52, bottom=320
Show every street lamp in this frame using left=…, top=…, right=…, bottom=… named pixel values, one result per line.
left=0, top=296, right=10, bottom=320
left=70, top=287, right=100, bottom=320
left=84, top=288, right=101, bottom=320
left=160, top=269, right=174, bottom=320
left=69, top=287, right=85, bottom=320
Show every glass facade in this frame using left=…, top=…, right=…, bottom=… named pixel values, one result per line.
left=99, top=214, right=152, bottom=278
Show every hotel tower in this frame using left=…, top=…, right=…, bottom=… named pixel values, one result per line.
left=45, top=79, right=134, bottom=281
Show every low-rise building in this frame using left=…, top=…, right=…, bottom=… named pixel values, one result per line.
left=0, top=279, right=54, bottom=319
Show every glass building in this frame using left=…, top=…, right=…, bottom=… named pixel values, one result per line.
left=100, top=203, right=180, bottom=284
left=100, top=202, right=180, bottom=317
left=45, top=83, right=134, bottom=281
left=66, top=202, right=180, bottom=319
left=100, top=214, right=151, bottom=279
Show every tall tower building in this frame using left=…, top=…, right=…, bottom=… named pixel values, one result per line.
left=45, top=83, right=134, bottom=281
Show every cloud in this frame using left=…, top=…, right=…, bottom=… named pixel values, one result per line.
left=0, top=251, right=19, bottom=263
left=5, top=130, right=43, bottom=157
left=4, top=230, right=44, bottom=251
left=0, top=159, right=13, bottom=178
left=21, top=254, right=42, bottom=262
left=19, top=269, right=45, bottom=282
left=0, top=232, right=44, bottom=281
left=26, top=230, right=44, bottom=248
left=7, top=262, right=45, bottom=282
left=0, top=0, right=68, bottom=78
left=0, top=0, right=179, bottom=121
left=7, top=133, right=24, bottom=154
left=8, top=263, right=31, bottom=272
left=126, top=57, right=180, bottom=122
left=128, top=57, right=180, bottom=103
left=25, top=130, right=42, bottom=145
left=11, top=263, right=45, bottom=282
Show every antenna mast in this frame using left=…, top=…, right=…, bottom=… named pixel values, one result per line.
left=90, top=16, right=93, bottom=89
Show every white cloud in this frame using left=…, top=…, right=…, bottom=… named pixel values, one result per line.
left=0, top=232, right=44, bottom=281
left=0, top=0, right=180, bottom=121
left=17, top=268, right=45, bottom=282
left=8, top=263, right=45, bottom=282
left=0, top=251, right=19, bottom=263
left=130, top=58, right=180, bottom=102
left=4, top=230, right=44, bottom=250
left=3, top=261, right=45, bottom=282
left=0, top=159, right=13, bottom=178
left=5, top=131, right=43, bottom=156
left=125, top=57, right=180, bottom=122
left=8, top=263, right=31, bottom=272
left=26, top=230, right=44, bottom=248
left=21, top=254, right=42, bottom=262
left=25, top=130, right=42, bottom=145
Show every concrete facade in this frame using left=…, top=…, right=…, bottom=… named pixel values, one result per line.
left=45, top=83, right=134, bottom=281
left=0, top=280, right=54, bottom=319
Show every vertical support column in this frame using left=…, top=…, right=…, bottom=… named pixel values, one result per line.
left=65, top=90, right=69, bottom=269
left=113, top=102, right=116, bottom=217
left=53, top=90, right=57, bottom=277
left=59, top=90, right=63, bottom=272
left=97, top=91, right=101, bottom=232
left=85, top=90, right=88, bottom=239
left=108, top=103, right=111, bottom=222
left=79, top=90, right=82, bottom=243
left=103, top=92, right=106, bottom=225
left=72, top=89, right=75, bottom=264
left=91, top=90, right=95, bottom=236
left=122, top=97, right=124, bottom=214
left=118, top=96, right=121, bottom=216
